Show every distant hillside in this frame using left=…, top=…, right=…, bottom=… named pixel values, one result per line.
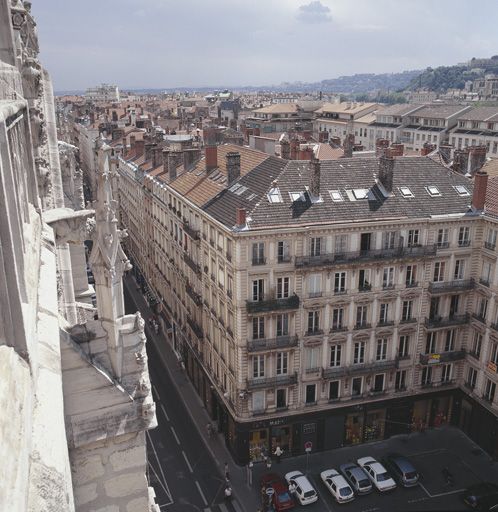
left=406, top=56, right=498, bottom=92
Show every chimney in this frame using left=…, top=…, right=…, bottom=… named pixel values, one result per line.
left=168, top=151, right=179, bottom=181
left=343, top=134, right=354, bottom=158
left=226, top=151, right=241, bottom=186
left=236, top=207, right=246, bottom=226
left=290, top=138, right=300, bottom=160
left=280, top=139, right=291, bottom=159
left=390, top=143, right=404, bottom=157
left=129, top=135, right=136, bottom=151
left=439, top=144, right=452, bottom=163
left=378, top=154, right=395, bottom=193
left=205, top=145, right=218, bottom=171
left=309, top=156, right=321, bottom=198
left=134, top=139, right=145, bottom=156
left=152, top=146, right=162, bottom=168
left=469, top=145, right=487, bottom=174
left=453, top=149, right=469, bottom=174
left=472, top=171, right=488, bottom=210
left=375, top=138, right=390, bottom=157
left=144, top=143, right=155, bottom=161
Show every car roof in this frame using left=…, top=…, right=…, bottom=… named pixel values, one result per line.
left=358, top=456, right=377, bottom=465
left=331, top=474, right=350, bottom=487
left=321, top=469, right=339, bottom=479
left=349, top=466, right=368, bottom=478
left=261, top=473, right=283, bottom=485
left=369, top=462, right=387, bottom=474
left=294, top=475, right=314, bottom=492
left=387, top=455, right=416, bottom=471
left=285, top=470, right=304, bottom=480
left=340, top=462, right=357, bottom=471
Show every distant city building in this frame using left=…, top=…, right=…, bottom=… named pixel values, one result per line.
left=85, top=83, right=120, bottom=102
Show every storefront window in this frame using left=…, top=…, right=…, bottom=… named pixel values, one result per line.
left=412, top=399, right=430, bottom=432
left=345, top=413, right=363, bottom=445
left=249, top=429, right=269, bottom=462
left=271, top=425, right=292, bottom=455
left=364, top=409, right=386, bottom=442
left=432, top=396, right=451, bottom=427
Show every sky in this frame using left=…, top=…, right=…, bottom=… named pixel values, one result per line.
left=31, top=0, right=498, bottom=91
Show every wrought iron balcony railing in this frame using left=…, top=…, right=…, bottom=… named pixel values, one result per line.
left=247, top=373, right=298, bottom=390
left=424, top=314, right=469, bottom=329
left=246, top=294, right=300, bottom=314
left=247, top=335, right=298, bottom=353
left=428, top=279, right=475, bottom=294
left=419, top=349, right=466, bottom=365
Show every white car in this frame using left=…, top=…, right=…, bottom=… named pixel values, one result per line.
left=285, top=470, right=319, bottom=506
left=320, top=469, right=354, bottom=503
left=357, top=457, right=397, bottom=492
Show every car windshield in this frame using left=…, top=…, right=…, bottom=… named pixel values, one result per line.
left=405, top=471, right=418, bottom=480
left=339, top=487, right=352, bottom=497
left=303, top=490, right=316, bottom=498
left=277, top=491, right=292, bottom=502
left=359, top=479, right=370, bottom=488
left=377, top=472, right=390, bottom=482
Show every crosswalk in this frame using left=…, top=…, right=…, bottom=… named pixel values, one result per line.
left=203, top=499, right=244, bottom=512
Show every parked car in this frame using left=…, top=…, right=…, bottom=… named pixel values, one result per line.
left=382, top=454, right=420, bottom=487
left=339, top=462, right=373, bottom=495
left=260, top=473, right=295, bottom=511
left=284, top=471, right=318, bottom=506
left=320, top=469, right=354, bottom=503
left=357, top=457, right=397, bottom=492
left=463, top=483, right=498, bottom=510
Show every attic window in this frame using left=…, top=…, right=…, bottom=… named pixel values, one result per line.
left=426, top=186, right=441, bottom=197
left=267, top=187, right=283, bottom=203
left=229, top=183, right=242, bottom=193
left=234, top=186, right=248, bottom=196
left=247, top=193, right=257, bottom=201
left=289, top=192, right=305, bottom=202
left=399, top=186, right=414, bottom=198
left=353, top=188, right=369, bottom=200
left=454, top=185, right=470, bottom=196
left=329, top=190, right=344, bottom=202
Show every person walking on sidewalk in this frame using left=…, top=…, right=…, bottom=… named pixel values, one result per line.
left=224, top=485, right=232, bottom=503
left=274, top=445, right=283, bottom=463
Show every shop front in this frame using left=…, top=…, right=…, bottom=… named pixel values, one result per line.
left=248, top=420, right=295, bottom=462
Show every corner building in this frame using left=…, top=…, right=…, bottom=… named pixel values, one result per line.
left=118, top=139, right=498, bottom=464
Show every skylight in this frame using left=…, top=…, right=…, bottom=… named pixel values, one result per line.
left=454, top=185, right=470, bottom=196
left=234, top=186, right=248, bottom=196
left=289, top=192, right=305, bottom=202
left=247, top=193, right=257, bottom=201
left=353, top=188, right=369, bottom=200
left=329, top=190, right=344, bottom=202
left=399, top=186, right=414, bottom=198
left=229, top=183, right=242, bottom=192
left=426, top=186, right=441, bottom=197
left=267, top=187, right=283, bottom=203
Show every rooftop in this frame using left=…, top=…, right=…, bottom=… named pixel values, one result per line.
left=410, top=105, right=471, bottom=120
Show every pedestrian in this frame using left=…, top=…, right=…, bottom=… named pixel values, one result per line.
left=274, top=445, right=283, bottom=463
left=224, top=485, right=232, bottom=503
left=288, top=481, right=296, bottom=495
left=266, top=457, right=272, bottom=470
left=224, top=462, right=230, bottom=481
left=206, top=423, right=212, bottom=438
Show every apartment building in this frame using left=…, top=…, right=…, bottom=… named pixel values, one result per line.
left=117, top=134, right=498, bottom=463
left=245, top=103, right=316, bottom=133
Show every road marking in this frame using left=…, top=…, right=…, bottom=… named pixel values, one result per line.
left=170, top=426, right=180, bottom=445
left=408, top=497, right=429, bottom=503
left=196, top=480, right=208, bottom=506
left=419, top=481, right=465, bottom=498
left=182, top=450, right=193, bottom=473
left=146, top=431, right=173, bottom=504
left=160, top=402, right=170, bottom=422
left=153, top=384, right=161, bottom=400
left=308, top=474, right=333, bottom=512
left=361, top=508, right=380, bottom=512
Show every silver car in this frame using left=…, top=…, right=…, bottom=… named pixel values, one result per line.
left=339, top=462, right=373, bottom=495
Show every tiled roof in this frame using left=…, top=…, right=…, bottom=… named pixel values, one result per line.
left=411, top=105, right=470, bottom=119
left=204, top=156, right=474, bottom=230
left=315, top=102, right=377, bottom=115
left=481, top=158, right=498, bottom=178
left=458, top=106, right=498, bottom=122
left=376, top=104, right=422, bottom=117
left=253, top=103, right=301, bottom=114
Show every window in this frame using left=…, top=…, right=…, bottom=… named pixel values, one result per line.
left=398, top=335, right=409, bottom=358
left=425, top=332, right=436, bottom=354
left=308, top=274, right=321, bottom=298
left=382, top=231, right=396, bottom=250
left=399, top=186, right=414, bottom=198
left=289, top=191, right=304, bottom=202
left=444, top=330, right=455, bottom=352
left=252, top=242, right=265, bottom=264
left=276, top=352, right=288, bottom=375
left=310, top=237, right=322, bottom=257
left=356, top=305, right=368, bottom=327
left=383, top=267, right=395, bottom=288
left=358, top=268, right=371, bottom=290
left=329, top=381, right=339, bottom=400
left=433, top=261, right=445, bottom=282
left=335, top=234, right=347, bottom=254
left=277, top=277, right=290, bottom=299
left=437, top=228, right=449, bottom=248
left=490, top=342, right=498, bottom=365
left=276, top=313, right=289, bottom=337
left=330, top=345, right=342, bottom=367
left=421, top=366, right=432, bottom=386
left=402, top=300, right=413, bottom=321
left=267, top=186, right=282, bottom=203
left=395, top=370, right=406, bottom=390
left=360, top=232, right=372, bottom=252
left=481, top=261, right=492, bottom=285
left=307, top=311, right=320, bottom=334
left=426, top=185, right=441, bottom=197
left=332, top=307, right=344, bottom=330
left=486, top=229, right=497, bottom=249
left=467, top=367, right=477, bottom=389
left=454, top=259, right=465, bottom=280
left=407, top=229, right=420, bottom=247
left=376, top=338, right=388, bottom=361
left=405, top=265, right=417, bottom=286
left=277, top=240, right=290, bottom=263
left=252, top=390, right=265, bottom=412
left=354, top=341, right=366, bottom=364
left=252, top=317, right=265, bottom=340
left=252, top=279, right=264, bottom=301
left=373, top=374, right=385, bottom=392
left=471, top=331, right=482, bottom=358
left=379, top=303, right=389, bottom=324
left=441, top=364, right=452, bottom=383
left=477, top=297, right=488, bottom=319
left=276, top=388, right=287, bottom=408
left=330, top=190, right=344, bottom=202
left=450, top=295, right=460, bottom=317
left=454, top=185, right=470, bottom=196
left=484, top=379, right=496, bottom=403
left=305, top=384, right=317, bottom=404
left=351, top=377, right=363, bottom=396
left=334, top=272, right=346, bottom=293
left=458, top=226, right=470, bottom=247
left=353, top=188, right=369, bottom=200
left=252, top=355, right=265, bottom=378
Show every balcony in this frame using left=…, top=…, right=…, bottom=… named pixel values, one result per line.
left=330, top=325, right=348, bottom=333
left=458, top=240, right=471, bottom=248
left=247, top=335, right=298, bottom=353
left=187, top=317, right=203, bottom=339
left=186, top=283, right=202, bottom=306
left=491, top=322, right=498, bottom=334
left=354, top=322, right=371, bottom=331
left=428, top=279, right=475, bottom=294
left=472, top=313, right=487, bottom=324
left=399, top=317, right=417, bottom=324
left=246, top=294, right=300, bottom=314
left=247, top=373, right=298, bottom=391
left=322, top=366, right=348, bottom=379
left=419, top=349, right=466, bottom=365
left=437, top=242, right=450, bottom=249
left=424, top=314, right=469, bottom=329
left=308, top=291, right=323, bottom=299
left=252, top=257, right=267, bottom=266
left=183, top=252, right=201, bottom=276
left=347, top=358, right=398, bottom=375
left=377, top=320, right=395, bottom=328
left=294, top=244, right=437, bottom=269
left=304, top=328, right=323, bottom=337
left=183, top=221, right=200, bottom=241
left=405, top=281, right=418, bottom=288
left=439, top=379, right=456, bottom=387
left=484, top=241, right=496, bottom=251
left=358, top=284, right=372, bottom=292
left=479, top=278, right=490, bottom=287
left=277, top=256, right=292, bottom=264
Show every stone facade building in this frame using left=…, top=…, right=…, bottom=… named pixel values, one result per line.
left=0, top=2, right=157, bottom=511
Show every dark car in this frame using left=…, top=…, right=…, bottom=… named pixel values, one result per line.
left=463, top=483, right=498, bottom=511
left=261, top=473, right=295, bottom=511
left=382, top=454, right=419, bottom=487
left=339, top=462, right=373, bottom=495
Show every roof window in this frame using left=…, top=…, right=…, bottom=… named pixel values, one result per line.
left=454, top=185, right=470, bottom=196
left=426, top=186, right=441, bottom=197
left=289, top=192, right=305, bottom=202
left=234, top=185, right=248, bottom=196
left=353, top=188, right=369, bottom=200
left=329, top=190, right=344, bottom=202
left=267, top=187, right=283, bottom=203
left=399, top=186, right=414, bottom=198
left=229, top=183, right=242, bottom=192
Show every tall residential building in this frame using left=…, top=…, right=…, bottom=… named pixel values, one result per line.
left=85, top=83, right=120, bottom=102
left=0, top=2, right=157, bottom=511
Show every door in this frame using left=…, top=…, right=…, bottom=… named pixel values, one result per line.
left=360, top=233, right=371, bottom=253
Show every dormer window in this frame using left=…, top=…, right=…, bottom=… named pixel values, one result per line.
left=353, top=188, right=369, bottom=200
left=267, top=187, right=283, bottom=203
left=329, top=190, right=344, bottom=202
left=426, top=186, right=441, bottom=197
left=454, top=185, right=470, bottom=196
left=399, top=186, right=414, bottom=198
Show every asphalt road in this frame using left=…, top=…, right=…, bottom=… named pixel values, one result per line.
left=124, top=287, right=236, bottom=512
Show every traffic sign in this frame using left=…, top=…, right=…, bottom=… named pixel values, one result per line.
left=304, top=441, right=312, bottom=452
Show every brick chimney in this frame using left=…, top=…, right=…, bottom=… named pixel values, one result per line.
left=205, top=145, right=218, bottom=171
left=472, top=171, right=488, bottom=211
left=378, top=154, right=395, bottom=193
left=226, top=151, right=241, bottom=186
left=343, top=134, right=355, bottom=158
left=469, top=145, right=487, bottom=175
left=439, top=144, right=452, bottom=163
left=453, top=149, right=469, bottom=174
left=129, top=135, right=136, bottom=151
left=375, top=138, right=390, bottom=157
left=168, top=151, right=179, bottom=181
left=134, top=139, right=145, bottom=157
left=309, top=156, right=321, bottom=198
left=421, top=142, right=436, bottom=156
left=236, top=207, right=246, bottom=226
left=144, top=143, right=155, bottom=162
left=280, top=139, right=291, bottom=159
left=290, top=138, right=299, bottom=160
left=390, top=143, right=404, bottom=157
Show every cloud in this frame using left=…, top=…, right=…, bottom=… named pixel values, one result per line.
left=297, top=1, right=332, bottom=24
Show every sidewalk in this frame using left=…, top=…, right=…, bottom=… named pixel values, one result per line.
left=124, top=275, right=260, bottom=512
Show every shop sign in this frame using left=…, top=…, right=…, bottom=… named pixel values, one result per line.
left=487, top=361, right=498, bottom=373
left=304, top=441, right=313, bottom=452
left=269, top=418, right=285, bottom=427
left=428, top=353, right=441, bottom=364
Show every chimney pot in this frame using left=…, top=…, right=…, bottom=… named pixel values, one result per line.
left=379, top=154, right=395, bottom=193
left=226, top=151, right=241, bottom=186
left=236, top=207, right=246, bottom=226
left=472, top=171, right=488, bottom=211
left=205, top=145, right=218, bottom=171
